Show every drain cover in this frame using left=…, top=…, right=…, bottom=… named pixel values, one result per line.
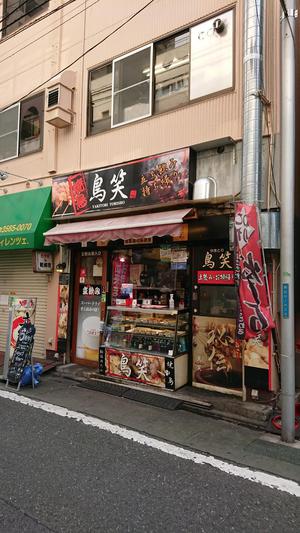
left=122, top=389, right=183, bottom=410
left=78, top=380, right=127, bottom=397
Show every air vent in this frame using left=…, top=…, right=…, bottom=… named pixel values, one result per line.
left=48, top=88, right=59, bottom=108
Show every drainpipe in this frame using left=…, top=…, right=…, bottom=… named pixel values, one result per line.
left=280, top=0, right=296, bottom=443
left=241, top=0, right=264, bottom=203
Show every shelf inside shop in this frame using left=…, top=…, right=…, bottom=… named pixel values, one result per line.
left=108, top=306, right=187, bottom=315
left=105, top=345, right=187, bottom=358
left=109, top=330, right=187, bottom=337
left=133, top=286, right=180, bottom=291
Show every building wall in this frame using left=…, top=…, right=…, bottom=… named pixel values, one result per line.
left=0, top=1, right=280, bottom=183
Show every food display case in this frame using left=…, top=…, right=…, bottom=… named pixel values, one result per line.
left=100, top=307, right=189, bottom=390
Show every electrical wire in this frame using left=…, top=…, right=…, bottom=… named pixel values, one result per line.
left=0, top=0, right=101, bottom=66
left=1, top=0, right=156, bottom=113
left=1, top=0, right=50, bottom=34
left=0, top=0, right=76, bottom=43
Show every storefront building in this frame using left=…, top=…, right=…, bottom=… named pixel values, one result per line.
left=44, top=147, right=278, bottom=397
left=0, top=1, right=281, bottom=396
left=0, top=187, right=54, bottom=360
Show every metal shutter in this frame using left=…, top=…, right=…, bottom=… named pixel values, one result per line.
left=0, top=250, right=48, bottom=358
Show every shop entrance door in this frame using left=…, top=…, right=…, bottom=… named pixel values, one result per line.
left=72, top=250, right=107, bottom=366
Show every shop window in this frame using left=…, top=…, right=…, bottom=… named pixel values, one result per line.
left=154, top=31, right=189, bottom=114
left=112, top=44, right=153, bottom=127
left=190, top=9, right=233, bottom=100
left=1, top=0, right=49, bottom=37
left=111, top=246, right=189, bottom=309
left=198, top=285, right=236, bottom=318
left=0, top=93, right=44, bottom=162
left=19, top=93, right=44, bottom=155
left=88, top=64, right=112, bottom=135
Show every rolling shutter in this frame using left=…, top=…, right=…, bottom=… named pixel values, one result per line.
left=0, top=250, right=48, bottom=358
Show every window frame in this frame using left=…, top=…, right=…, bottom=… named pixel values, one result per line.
left=2, top=0, right=49, bottom=38
left=0, top=103, right=20, bottom=163
left=87, top=63, right=113, bottom=136
left=0, top=92, right=44, bottom=163
left=111, top=43, right=154, bottom=129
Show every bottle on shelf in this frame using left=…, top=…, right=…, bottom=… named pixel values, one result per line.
left=169, top=293, right=175, bottom=309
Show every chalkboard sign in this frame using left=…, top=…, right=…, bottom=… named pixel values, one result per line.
left=7, top=320, right=36, bottom=385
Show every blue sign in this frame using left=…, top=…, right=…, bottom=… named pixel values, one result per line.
left=282, top=283, right=289, bottom=319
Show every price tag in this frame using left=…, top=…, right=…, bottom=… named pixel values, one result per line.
left=168, top=349, right=173, bottom=356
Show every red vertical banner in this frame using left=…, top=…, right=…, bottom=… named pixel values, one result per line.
left=234, top=203, right=274, bottom=339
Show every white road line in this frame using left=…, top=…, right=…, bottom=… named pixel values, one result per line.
left=1, top=389, right=299, bottom=498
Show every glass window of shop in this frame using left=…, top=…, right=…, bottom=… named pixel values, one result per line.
left=154, top=31, right=189, bottom=114
left=110, top=245, right=190, bottom=309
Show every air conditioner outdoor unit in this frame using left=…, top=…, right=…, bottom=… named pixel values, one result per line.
left=45, top=71, right=76, bottom=128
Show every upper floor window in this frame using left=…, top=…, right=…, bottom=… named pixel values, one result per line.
left=0, top=92, right=44, bottom=162
left=154, top=31, right=189, bottom=114
left=87, top=9, right=234, bottom=136
left=1, top=0, right=49, bottom=37
left=88, top=64, right=112, bottom=135
left=112, top=45, right=153, bottom=127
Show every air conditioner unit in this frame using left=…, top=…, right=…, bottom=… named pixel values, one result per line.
left=45, top=71, right=76, bottom=128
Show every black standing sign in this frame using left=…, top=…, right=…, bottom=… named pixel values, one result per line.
left=7, top=318, right=36, bottom=385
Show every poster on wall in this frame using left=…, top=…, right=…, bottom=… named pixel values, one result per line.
left=52, top=148, right=190, bottom=218
left=9, top=297, right=37, bottom=358
left=76, top=284, right=102, bottom=361
left=111, top=256, right=130, bottom=305
left=57, top=274, right=70, bottom=352
left=192, top=315, right=242, bottom=391
left=106, top=348, right=168, bottom=388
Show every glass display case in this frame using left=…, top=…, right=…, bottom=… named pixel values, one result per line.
left=100, top=307, right=189, bottom=390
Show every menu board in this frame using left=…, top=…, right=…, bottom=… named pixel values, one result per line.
left=52, top=148, right=190, bottom=218
left=7, top=321, right=35, bottom=384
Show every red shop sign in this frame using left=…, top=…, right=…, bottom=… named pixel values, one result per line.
left=197, top=270, right=234, bottom=285
left=234, top=203, right=274, bottom=339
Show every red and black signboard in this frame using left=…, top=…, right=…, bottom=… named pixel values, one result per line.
left=196, top=246, right=234, bottom=285
left=52, top=148, right=191, bottom=218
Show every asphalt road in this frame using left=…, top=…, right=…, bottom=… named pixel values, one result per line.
left=0, top=395, right=299, bottom=533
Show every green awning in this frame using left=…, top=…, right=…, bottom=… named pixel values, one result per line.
left=0, top=187, right=53, bottom=251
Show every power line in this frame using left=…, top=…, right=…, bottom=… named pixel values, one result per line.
left=0, top=0, right=101, bottom=66
left=1, top=0, right=50, bottom=34
left=0, top=0, right=76, bottom=43
left=1, top=0, right=156, bottom=112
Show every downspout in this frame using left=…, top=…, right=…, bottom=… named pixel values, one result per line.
left=280, top=0, right=297, bottom=443
left=242, top=0, right=264, bottom=203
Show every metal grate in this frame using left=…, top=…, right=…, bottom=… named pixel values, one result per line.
left=47, top=88, right=59, bottom=108
left=78, top=380, right=128, bottom=397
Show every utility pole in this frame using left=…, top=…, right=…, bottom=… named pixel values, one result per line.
left=280, top=0, right=297, bottom=442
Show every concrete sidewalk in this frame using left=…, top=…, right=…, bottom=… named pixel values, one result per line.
left=1, top=373, right=299, bottom=484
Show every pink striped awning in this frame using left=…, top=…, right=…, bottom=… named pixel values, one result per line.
left=44, top=209, right=191, bottom=245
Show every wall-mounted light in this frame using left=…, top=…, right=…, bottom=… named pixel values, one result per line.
left=0, top=170, right=44, bottom=188
left=56, top=262, right=66, bottom=273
